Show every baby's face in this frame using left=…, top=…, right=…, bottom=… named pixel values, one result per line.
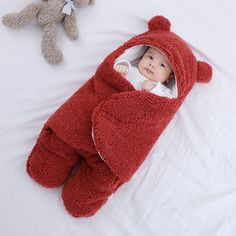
left=138, top=47, right=173, bottom=83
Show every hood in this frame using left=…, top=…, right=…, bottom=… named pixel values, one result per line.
left=97, top=16, right=212, bottom=100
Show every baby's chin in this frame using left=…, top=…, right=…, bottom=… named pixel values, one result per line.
left=142, top=72, right=158, bottom=82
left=139, top=68, right=159, bottom=82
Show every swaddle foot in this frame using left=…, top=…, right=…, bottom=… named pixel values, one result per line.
left=62, top=154, right=123, bottom=217
left=27, top=128, right=79, bottom=188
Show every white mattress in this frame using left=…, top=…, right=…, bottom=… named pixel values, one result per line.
left=1, top=0, right=236, bottom=235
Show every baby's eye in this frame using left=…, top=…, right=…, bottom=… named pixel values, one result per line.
left=160, top=63, right=166, bottom=68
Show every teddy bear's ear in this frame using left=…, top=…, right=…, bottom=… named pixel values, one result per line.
left=197, top=61, right=213, bottom=83
left=148, top=16, right=171, bottom=31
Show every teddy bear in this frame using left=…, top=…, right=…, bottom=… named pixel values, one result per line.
left=2, top=0, right=94, bottom=64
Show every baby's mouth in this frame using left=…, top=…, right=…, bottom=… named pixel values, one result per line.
left=145, top=68, right=153, bottom=75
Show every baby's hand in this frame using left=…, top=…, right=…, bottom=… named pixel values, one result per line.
left=141, top=80, right=156, bottom=91
left=114, top=64, right=129, bottom=77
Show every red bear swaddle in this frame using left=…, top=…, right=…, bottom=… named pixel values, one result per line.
left=27, top=16, right=212, bottom=217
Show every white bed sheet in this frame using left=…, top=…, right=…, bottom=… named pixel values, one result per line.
left=1, top=0, right=236, bottom=235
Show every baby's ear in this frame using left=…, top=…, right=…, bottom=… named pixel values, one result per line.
left=148, top=16, right=171, bottom=31
left=197, top=61, right=213, bottom=83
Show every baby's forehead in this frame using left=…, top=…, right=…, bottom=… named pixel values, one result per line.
left=146, top=47, right=166, bottom=59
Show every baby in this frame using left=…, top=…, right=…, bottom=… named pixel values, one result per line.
left=114, top=47, right=174, bottom=97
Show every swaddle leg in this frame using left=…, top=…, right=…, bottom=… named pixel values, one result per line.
left=62, top=153, right=123, bottom=217
left=27, top=128, right=79, bottom=188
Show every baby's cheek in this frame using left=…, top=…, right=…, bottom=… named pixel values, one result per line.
left=158, top=72, right=168, bottom=82
left=138, top=65, right=144, bottom=74
left=152, top=73, right=160, bottom=82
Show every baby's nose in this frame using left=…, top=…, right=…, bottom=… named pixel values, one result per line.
left=149, top=63, right=155, bottom=68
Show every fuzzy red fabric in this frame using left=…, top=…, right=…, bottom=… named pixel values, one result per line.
left=27, top=128, right=78, bottom=187
left=27, top=15, right=212, bottom=217
left=62, top=153, right=122, bottom=217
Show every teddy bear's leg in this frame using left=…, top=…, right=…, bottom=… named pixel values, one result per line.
left=63, top=13, right=78, bottom=40
left=41, top=23, right=63, bottom=64
left=62, top=152, right=123, bottom=217
left=2, top=3, right=42, bottom=28
left=27, top=128, right=79, bottom=188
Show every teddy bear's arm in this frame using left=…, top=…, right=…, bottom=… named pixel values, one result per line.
left=2, top=3, right=42, bottom=28
left=63, top=12, right=78, bottom=40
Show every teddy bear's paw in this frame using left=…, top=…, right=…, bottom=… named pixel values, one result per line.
left=43, top=47, right=63, bottom=64
left=68, top=30, right=79, bottom=40
left=48, top=49, right=63, bottom=64
left=2, top=13, right=21, bottom=28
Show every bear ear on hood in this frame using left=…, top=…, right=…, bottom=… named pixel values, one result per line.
left=197, top=61, right=213, bottom=83
left=148, top=16, right=171, bottom=31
